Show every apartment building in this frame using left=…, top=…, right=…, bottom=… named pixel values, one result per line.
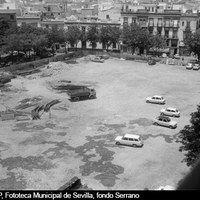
left=121, top=3, right=200, bottom=55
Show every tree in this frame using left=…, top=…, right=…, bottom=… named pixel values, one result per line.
left=178, top=104, right=200, bottom=167
left=46, top=26, right=66, bottom=55
left=121, top=24, right=145, bottom=54
left=65, top=25, right=81, bottom=48
left=184, top=29, right=200, bottom=60
left=148, top=34, right=167, bottom=56
left=32, top=34, right=49, bottom=58
left=86, top=25, right=99, bottom=49
left=108, top=26, right=121, bottom=49
left=99, top=26, right=110, bottom=50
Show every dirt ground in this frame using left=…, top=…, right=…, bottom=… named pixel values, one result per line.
left=1, top=56, right=198, bottom=190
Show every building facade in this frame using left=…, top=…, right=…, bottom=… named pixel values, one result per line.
left=121, top=3, right=200, bottom=55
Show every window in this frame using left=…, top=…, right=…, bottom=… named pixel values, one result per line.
left=132, top=17, right=136, bottom=24
left=171, top=40, right=178, bottom=47
left=182, top=21, right=184, bottom=26
left=165, top=30, right=169, bottom=38
left=129, top=138, right=134, bottom=141
left=10, top=15, right=14, bottom=20
left=113, top=42, right=116, bottom=48
left=82, top=26, right=86, bottom=32
left=123, top=137, right=128, bottom=140
left=123, top=17, right=128, bottom=25
left=173, top=30, right=178, bottom=38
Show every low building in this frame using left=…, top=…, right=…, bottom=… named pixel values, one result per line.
left=0, top=9, right=17, bottom=25
left=64, top=17, right=121, bottom=49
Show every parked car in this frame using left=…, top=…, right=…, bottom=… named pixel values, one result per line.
left=146, top=95, right=166, bottom=104
left=174, top=54, right=180, bottom=59
left=91, top=56, right=105, bottom=63
left=115, top=134, right=143, bottom=147
left=99, top=54, right=109, bottom=60
left=186, top=63, right=193, bottom=70
left=193, top=63, right=200, bottom=70
left=153, top=115, right=177, bottom=129
left=148, top=59, right=156, bottom=65
left=160, top=107, right=180, bottom=117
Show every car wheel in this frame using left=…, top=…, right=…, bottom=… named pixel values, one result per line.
left=146, top=100, right=149, bottom=103
left=89, top=94, right=95, bottom=99
left=154, top=122, right=158, bottom=126
left=73, top=97, right=80, bottom=101
left=172, top=114, right=176, bottom=117
left=132, top=144, right=137, bottom=147
left=160, top=112, right=164, bottom=115
left=116, top=141, right=120, bottom=145
left=169, top=126, right=174, bottom=129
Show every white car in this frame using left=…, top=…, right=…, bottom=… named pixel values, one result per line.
left=115, top=134, right=143, bottom=147
left=160, top=107, right=180, bottom=117
left=91, top=56, right=105, bottom=63
left=146, top=95, right=166, bottom=104
left=186, top=63, right=193, bottom=70
left=153, top=115, right=177, bottom=129
left=193, top=63, right=200, bottom=70
left=174, top=54, right=180, bottom=59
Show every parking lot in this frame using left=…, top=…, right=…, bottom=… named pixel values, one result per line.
left=1, top=56, right=199, bottom=190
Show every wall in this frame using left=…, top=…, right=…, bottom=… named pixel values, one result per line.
left=0, top=53, right=68, bottom=72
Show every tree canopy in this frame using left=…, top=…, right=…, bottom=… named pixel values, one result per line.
left=65, top=25, right=81, bottom=48
left=86, top=25, right=99, bottom=49
left=184, top=29, right=200, bottom=60
left=121, top=24, right=166, bottom=54
left=178, top=104, right=200, bottom=167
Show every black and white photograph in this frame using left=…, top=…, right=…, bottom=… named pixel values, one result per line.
left=0, top=0, right=200, bottom=192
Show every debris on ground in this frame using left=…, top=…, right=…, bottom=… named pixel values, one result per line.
left=15, top=68, right=41, bottom=76
left=0, top=109, right=30, bottom=121
left=0, top=71, right=15, bottom=87
left=15, top=96, right=43, bottom=110
left=31, top=99, right=61, bottom=120
left=57, top=176, right=90, bottom=190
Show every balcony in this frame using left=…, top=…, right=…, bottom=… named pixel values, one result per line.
left=149, top=22, right=154, bottom=27
left=164, top=22, right=179, bottom=28
left=139, top=22, right=148, bottom=27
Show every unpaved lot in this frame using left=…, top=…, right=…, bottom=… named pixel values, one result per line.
left=1, top=56, right=198, bottom=190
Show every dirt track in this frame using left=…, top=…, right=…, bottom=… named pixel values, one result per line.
left=1, top=56, right=199, bottom=190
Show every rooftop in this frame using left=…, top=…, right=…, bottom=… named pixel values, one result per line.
left=124, top=134, right=140, bottom=139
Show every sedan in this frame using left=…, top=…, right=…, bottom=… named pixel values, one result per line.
left=153, top=115, right=177, bottom=129
left=160, top=107, right=180, bottom=117
left=193, top=63, right=200, bottom=70
left=186, top=63, right=193, bottom=70
left=146, top=95, right=166, bottom=104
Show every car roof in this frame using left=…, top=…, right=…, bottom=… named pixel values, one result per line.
left=158, top=115, right=170, bottom=120
left=124, top=134, right=140, bottom=139
left=153, top=95, right=163, bottom=98
left=166, top=107, right=176, bottom=110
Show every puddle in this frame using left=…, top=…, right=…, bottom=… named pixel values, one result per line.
left=0, top=156, right=55, bottom=171
left=142, top=133, right=179, bottom=143
left=41, top=134, right=124, bottom=188
left=0, top=172, right=26, bottom=190
left=13, top=122, right=56, bottom=132
left=0, top=142, right=10, bottom=151
left=57, top=132, right=67, bottom=136
left=129, top=118, right=152, bottom=127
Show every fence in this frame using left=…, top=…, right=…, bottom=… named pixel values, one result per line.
left=0, top=53, right=69, bottom=72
